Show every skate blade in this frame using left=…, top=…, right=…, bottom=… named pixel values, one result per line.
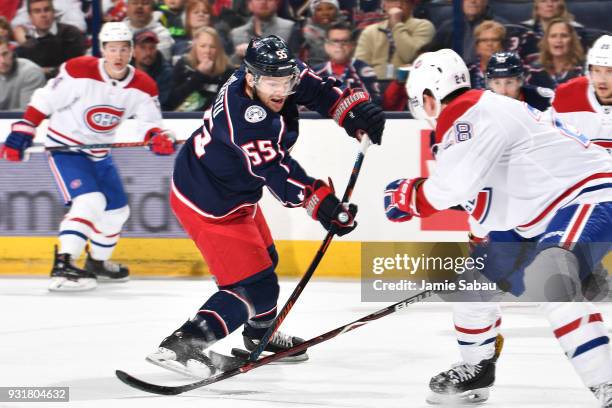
left=48, top=277, right=97, bottom=292
left=426, top=387, right=490, bottom=405
left=231, top=347, right=309, bottom=363
left=96, top=275, right=130, bottom=283
left=146, top=353, right=214, bottom=380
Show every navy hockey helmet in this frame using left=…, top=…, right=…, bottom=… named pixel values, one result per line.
left=244, top=35, right=299, bottom=78
left=486, top=52, right=524, bottom=79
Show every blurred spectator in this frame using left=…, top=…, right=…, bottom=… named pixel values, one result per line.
left=381, top=65, right=408, bottom=110
left=467, top=20, right=505, bottom=89
left=167, top=27, right=233, bottom=111
left=103, top=0, right=128, bottom=22
left=354, top=0, right=434, bottom=80
left=429, top=0, right=508, bottom=62
left=348, top=0, right=386, bottom=30
left=0, top=17, right=13, bottom=42
left=302, top=0, right=341, bottom=66
left=159, top=0, right=187, bottom=38
left=0, top=1, right=20, bottom=21
left=0, top=38, right=46, bottom=110
left=132, top=29, right=173, bottom=109
left=124, top=0, right=175, bottom=60
left=14, top=0, right=86, bottom=79
left=313, top=22, right=381, bottom=104
left=526, top=18, right=584, bottom=89
left=230, top=0, right=299, bottom=65
left=12, top=0, right=87, bottom=32
left=518, top=0, right=582, bottom=65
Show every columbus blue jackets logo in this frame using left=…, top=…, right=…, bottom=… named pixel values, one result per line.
left=84, top=105, right=125, bottom=133
left=245, top=105, right=267, bottom=123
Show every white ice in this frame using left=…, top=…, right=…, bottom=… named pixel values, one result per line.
left=0, top=278, right=609, bottom=408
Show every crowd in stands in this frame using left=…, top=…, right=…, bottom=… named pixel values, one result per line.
left=0, top=0, right=609, bottom=112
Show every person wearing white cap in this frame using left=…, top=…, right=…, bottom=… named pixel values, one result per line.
left=302, top=0, right=340, bottom=66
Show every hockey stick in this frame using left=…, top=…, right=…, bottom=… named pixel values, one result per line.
left=245, top=134, right=372, bottom=363
left=20, top=139, right=187, bottom=154
left=115, top=289, right=434, bottom=395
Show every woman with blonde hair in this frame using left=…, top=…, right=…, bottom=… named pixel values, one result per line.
left=526, top=18, right=584, bottom=89
left=467, top=20, right=506, bottom=89
left=167, top=27, right=234, bottom=111
left=518, top=0, right=583, bottom=64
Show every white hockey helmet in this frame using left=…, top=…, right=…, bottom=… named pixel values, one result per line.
left=99, top=22, right=133, bottom=49
left=406, top=49, right=471, bottom=126
left=587, top=34, right=612, bottom=68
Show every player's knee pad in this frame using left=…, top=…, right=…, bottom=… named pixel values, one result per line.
left=523, top=247, right=581, bottom=301
left=67, top=192, right=107, bottom=221
left=96, top=205, right=130, bottom=234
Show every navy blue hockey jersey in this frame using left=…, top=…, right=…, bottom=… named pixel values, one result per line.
left=172, top=61, right=343, bottom=218
left=520, top=85, right=553, bottom=111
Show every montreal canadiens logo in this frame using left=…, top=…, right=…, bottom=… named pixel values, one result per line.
left=84, top=105, right=125, bottom=133
left=245, top=105, right=266, bottom=123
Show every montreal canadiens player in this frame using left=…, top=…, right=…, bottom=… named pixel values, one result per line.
left=145, top=35, right=384, bottom=378
left=485, top=51, right=553, bottom=111
left=0, top=22, right=177, bottom=292
left=552, top=35, right=612, bottom=153
left=384, top=49, right=612, bottom=405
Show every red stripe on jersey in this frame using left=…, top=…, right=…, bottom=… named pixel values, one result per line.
left=552, top=77, right=595, bottom=113
left=23, top=106, right=47, bottom=126
left=48, top=127, right=83, bottom=145
left=126, top=70, right=159, bottom=97
left=562, top=204, right=592, bottom=249
left=435, top=89, right=485, bottom=144
left=594, top=140, right=612, bottom=148
left=64, top=56, right=104, bottom=82
left=519, top=172, right=612, bottom=228
left=554, top=313, right=603, bottom=338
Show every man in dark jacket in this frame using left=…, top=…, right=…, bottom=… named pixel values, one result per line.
left=14, top=0, right=86, bottom=79
left=132, top=29, right=173, bottom=109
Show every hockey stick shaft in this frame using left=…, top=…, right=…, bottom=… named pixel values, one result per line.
left=247, top=134, right=372, bottom=362
left=22, top=139, right=186, bottom=154
left=115, top=289, right=434, bottom=395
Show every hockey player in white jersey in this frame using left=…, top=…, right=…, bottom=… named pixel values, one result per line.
left=0, top=22, right=177, bottom=292
left=552, top=34, right=612, bottom=153
left=383, top=49, right=612, bottom=406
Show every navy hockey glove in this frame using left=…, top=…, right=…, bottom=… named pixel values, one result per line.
left=1, top=121, right=35, bottom=161
left=145, top=128, right=176, bottom=155
left=331, top=88, right=384, bottom=145
left=384, top=177, right=427, bottom=222
left=304, top=179, right=358, bottom=236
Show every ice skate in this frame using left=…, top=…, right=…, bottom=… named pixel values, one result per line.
left=85, top=252, right=129, bottom=282
left=237, top=329, right=309, bottom=363
left=146, top=329, right=216, bottom=379
left=591, top=381, right=612, bottom=408
left=49, top=247, right=97, bottom=292
left=426, top=334, right=504, bottom=405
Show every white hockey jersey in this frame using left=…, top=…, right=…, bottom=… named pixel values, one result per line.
left=25, top=56, right=163, bottom=159
left=421, top=89, right=612, bottom=238
left=551, top=76, right=612, bottom=152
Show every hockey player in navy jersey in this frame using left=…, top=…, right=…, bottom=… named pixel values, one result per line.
left=146, top=35, right=385, bottom=378
left=0, top=22, right=177, bottom=292
left=485, top=51, right=553, bottom=111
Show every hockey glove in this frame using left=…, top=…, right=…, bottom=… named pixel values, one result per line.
left=304, top=179, right=358, bottom=236
left=331, top=88, right=385, bottom=145
left=145, top=128, right=176, bottom=155
left=1, top=121, right=36, bottom=161
left=383, top=177, right=427, bottom=222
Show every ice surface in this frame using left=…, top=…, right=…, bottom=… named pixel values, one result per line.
left=0, top=278, right=608, bottom=408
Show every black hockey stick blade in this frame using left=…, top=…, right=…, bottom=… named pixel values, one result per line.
left=209, top=350, right=245, bottom=371
left=115, top=289, right=433, bottom=396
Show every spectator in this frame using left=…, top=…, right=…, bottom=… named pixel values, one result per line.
left=467, top=20, right=505, bottom=89
left=132, top=29, right=173, bottom=109
left=0, top=17, right=13, bottom=43
left=159, top=0, right=187, bottom=38
left=0, top=1, right=20, bottom=21
left=0, top=38, right=46, bottom=110
left=124, top=0, right=175, bottom=61
left=103, top=0, right=128, bottom=22
left=526, top=18, right=584, bottom=89
left=518, top=0, right=582, bottom=65
left=429, top=0, right=508, bottom=62
left=354, top=0, right=434, bottom=80
left=167, top=27, right=233, bottom=111
left=14, top=0, right=86, bottom=79
left=302, top=0, right=340, bottom=66
left=11, top=0, right=86, bottom=32
left=230, top=0, right=299, bottom=65
left=313, top=22, right=381, bottom=104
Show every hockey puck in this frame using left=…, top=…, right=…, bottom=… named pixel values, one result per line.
left=337, top=212, right=349, bottom=223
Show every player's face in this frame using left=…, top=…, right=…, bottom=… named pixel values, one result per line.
left=313, top=3, right=338, bottom=25
left=29, top=0, right=55, bottom=32
left=590, top=65, right=612, bottom=103
left=535, top=0, right=563, bottom=20
left=324, top=29, right=354, bottom=64
left=249, top=73, right=296, bottom=112
left=102, top=41, right=132, bottom=76
left=547, top=22, right=571, bottom=58
left=0, top=43, right=14, bottom=75
left=188, top=3, right=211, bottom=31
left=487, top=77, right=522, bottom=99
